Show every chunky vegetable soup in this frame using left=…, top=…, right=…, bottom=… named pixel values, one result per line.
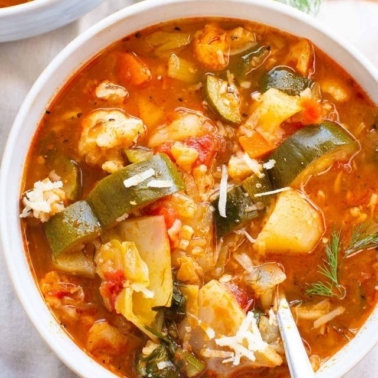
left=20, top=18, right=378, bottom=378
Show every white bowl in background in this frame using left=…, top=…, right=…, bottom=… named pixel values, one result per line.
left=1, top=0, right=378, bottom=377
left=0, top=0, right=104, bottom=42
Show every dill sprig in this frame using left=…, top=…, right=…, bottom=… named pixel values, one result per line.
left=275, top=0, right=323, bottom=15
left=345, top=223, right=378, bottom=257
left=306, top=230, right=345, bottom=299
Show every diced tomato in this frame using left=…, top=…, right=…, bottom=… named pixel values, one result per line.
left=224, top=282, right=254, bottom=313
left=150, top=205, right=178, bottom=229
left=156, top=135, right=219, bottom=168
left=239, top=131, right=275, bottom=159
left=300, top=98, right=323, bottom=125
left=100, top=270, right=125, bottom=311
left=118, top=51, right=152, bottom=87
left=156, top=142, right=175, bottom=160
left=185, top=135, right=219, bottom=167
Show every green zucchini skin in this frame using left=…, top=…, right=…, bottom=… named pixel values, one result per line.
left=212, top=172, right=274, bottom=238
left=87, top=153, right=184, bottom=228
left=242, top=172, right=273, bottom=207
left=267, top=121, right=357, bottom=188
left=44, top=200, right=102, bottom=257
left=204, top=75, right=241, bottom=125
left=45, top=153, right=184, bottom=255
left=232, top=44, right=270, bottom=82
left=212, top=185, right=258, bottom=238
left=260, top=66, right=312, bottom=96
left=47, top=151, right=83, bottom=202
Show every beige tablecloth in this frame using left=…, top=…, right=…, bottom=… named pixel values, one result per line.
left=0, top=0, right=377, bottom=376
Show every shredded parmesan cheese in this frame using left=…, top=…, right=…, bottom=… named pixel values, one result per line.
left=254, top=187, right=291, bottom=197
left=243, top=153, right=264, bottom=178
left=202, top=349, right=234, bottom=359
left=263, top=159, right=276, bottom=170
left=214, top=311, right=268, bottom=365
left=218, top=164, right=228, bottom=218
left=157, top=361, right=174, bottom=370
left=147, top=179, right=173, bottom=188
left=123, top=168, right=155, bottom=188
left=20, top=178, right=66, bottom=222
left=116, top=213, right=129, bottom=222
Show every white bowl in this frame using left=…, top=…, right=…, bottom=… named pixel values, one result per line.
left=1, top=0, right=378, bottom=377
left=0, top=0, right=103, bottom=42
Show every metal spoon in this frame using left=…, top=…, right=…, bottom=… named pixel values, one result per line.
left=276, top=293, right=316, bottom=378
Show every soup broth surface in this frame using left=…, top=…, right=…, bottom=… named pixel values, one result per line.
left=21, top=18, right=378, bottom=378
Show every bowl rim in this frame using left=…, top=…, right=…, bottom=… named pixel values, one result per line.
left=0, top=0, right=59, bottom=13
left=1, top=0, right=378, bottom=377
left=0, top=0, right=88, bottom=16
left=0, top=0, right=104, bottom=42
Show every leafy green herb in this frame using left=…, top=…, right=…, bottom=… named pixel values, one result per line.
left=345, top=223, right=378, bottom=257
left=136, top=326, right=205, bottom=378
left=136, top=343, right=178, bottom=378
left=163, top=282, right=187, bottom=321
left=275, top=0, right=323, bottom=15
left=306, top=230, right=346, bottom=299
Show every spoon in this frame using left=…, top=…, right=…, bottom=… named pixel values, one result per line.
left=276, top=293, right=316, bottom=378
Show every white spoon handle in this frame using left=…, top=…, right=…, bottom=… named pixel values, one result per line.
left=277, top=296, right=316, bottom=378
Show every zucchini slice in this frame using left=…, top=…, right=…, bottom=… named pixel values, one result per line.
left=123, top=147, right=153, bottom=164
left=268, top=121, right=358, bottom=188
left=52, top=249, right=96, bottom=278
left=242, top=172, right=274, bottom=207
left=87, top=153, right=184, bottom=228
left=232, top=44, right=270, bottom=82
left=260, top=66, right=312, bottom=96
left=48, top=152, right=82, bottom=201
left=213, top=172, right=274, bottom=238
left=212, top=186, right=258, bottom=238
left=204, top=75, right=241, bottom=125
left=44, top=200, right=101, bottom=257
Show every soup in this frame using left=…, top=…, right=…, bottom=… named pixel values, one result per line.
left=0, top=0, right=32, bottom=8
left=20, top=17, right=378, bottom=377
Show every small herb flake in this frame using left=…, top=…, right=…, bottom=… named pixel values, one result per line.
left=306, top=230, right=345, bottom=299
left=345, top=223, right=378, bottom=257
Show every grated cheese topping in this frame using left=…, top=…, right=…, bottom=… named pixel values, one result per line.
left=263, top=159, right=276, bottom=170
left=218, top=164, right=228, bottom=218
left=243, top=153, right=264, bottom=178
left=213, top=311, right=268, bottom=365
left=123, top=168, right=155, bottom=188
left=147, top=179, right=173, bottom=188
left=254, top=187, right=291, bottom=197
left=20, top=178, right=66, bottom=222
left=157, top=361, right=174, bottom=370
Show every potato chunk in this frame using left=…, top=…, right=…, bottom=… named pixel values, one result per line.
left=254, top=189, right=324, bottom=254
